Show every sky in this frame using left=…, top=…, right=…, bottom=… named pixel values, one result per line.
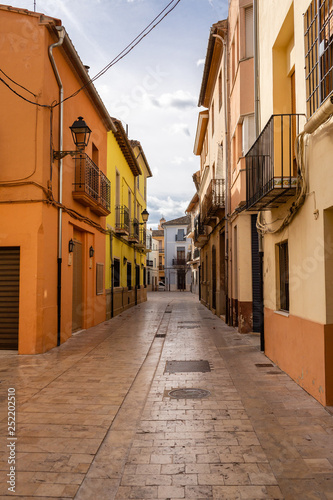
left=1, top=0, right=229, bottom=228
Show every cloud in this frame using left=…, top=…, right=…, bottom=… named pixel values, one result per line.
left=151, top=90, right=196, bottom=110
left=197, top=59, right=205, bottom=66
left=147, top=195, right=189, bottom=227
left=170, top=123, right=191, bottom=137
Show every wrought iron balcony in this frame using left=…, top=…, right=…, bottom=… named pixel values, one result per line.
left=194, top=215, right=208, bottom=248
left=72, top=153, right=111, bottom=215
left=159, top=247, right=164, bottom=253
left=172, top=258, right=186, bottom=266
left=193, top=247, right=200, bottom=259
left=128, top=218, right=139, bottom=242
left=246, top=114, right=305, bottom=210
left=134, top=226, right=147, bottom=249
left=115, top=205, right=129, bottom=235
left=202, top=178, right=225, bottom=223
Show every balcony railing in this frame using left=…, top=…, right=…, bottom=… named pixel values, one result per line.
left=139, top=226, right=147, bottom=248
left=193, top=247, right=200, bottom=259
left=159, top=247, right=164, bottom=253
left=159, top=264, right=164, bottom=270
left=146, top=259, right=153, bottom=267
left=115, top=205, right=129, bottom=234
left=202, top=178, right=225, bottom=222
left=172, top=258, right=186, bottom=266
left=72, top=153, right=110, bottom=215
left=194, top=215, right=208, bottom=247
left=246, top=114, right=306, bottom=210
left=128, top=218, right=139, bottom=242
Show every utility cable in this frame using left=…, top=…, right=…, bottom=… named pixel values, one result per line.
left=0, top=0, right=181, bottom=109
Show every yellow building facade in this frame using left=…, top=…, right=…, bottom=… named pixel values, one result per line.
left=105, top=120, right=151, bottom=318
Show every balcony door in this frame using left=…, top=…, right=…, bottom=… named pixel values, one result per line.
left=177, top=246, right=185, bottom=265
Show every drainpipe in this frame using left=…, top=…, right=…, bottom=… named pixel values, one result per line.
left=49, top=26, right=65, bottom=346
left=109, top=230, right=114, bottom=318
left=253, top=0, right=264, bottom=350
left=213, top=32, right=229, bottom=324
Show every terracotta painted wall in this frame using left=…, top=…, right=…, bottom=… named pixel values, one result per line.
left=0, top=8, right=108, bottom=353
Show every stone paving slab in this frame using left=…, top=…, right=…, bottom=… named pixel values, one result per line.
left=0, top=292, right=332, bottom=499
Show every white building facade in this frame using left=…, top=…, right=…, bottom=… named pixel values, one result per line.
left=163, top=216, right=192, bottom=291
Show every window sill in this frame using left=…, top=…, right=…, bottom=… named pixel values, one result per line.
left=274, top=310, right=290, bottom=318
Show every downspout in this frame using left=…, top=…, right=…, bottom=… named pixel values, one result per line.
left=109, top=230, right=114, bottom=318
left=213, top=31, right=229, bottom=324
left=253, top=0, right=264, bottom=350
left=49, top=26, right=65, bottom=346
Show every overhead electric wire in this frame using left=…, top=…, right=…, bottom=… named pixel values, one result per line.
left=0, top=0, right=181, bottom=110
left=56, top=0, right=181, bottom=107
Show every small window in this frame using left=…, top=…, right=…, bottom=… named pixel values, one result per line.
left=127, top=262, right=132, bottom=290
left=242, top=114, right=255, bottom=156
left=218, top=70, right=222, bottom=110
left=211, top=100, right=215, bottom=136
left=96, top=263, right=104, bottom=295
left=176, top=229, right=185, bottom=241
left=245, top=6, right=254, bottom=58
left=114, top=258, right=120, bottom=288
left=278, top=241, right=289, bottom=312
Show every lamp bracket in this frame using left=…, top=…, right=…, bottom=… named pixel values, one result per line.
left=53, top=150, right=77, bottom=161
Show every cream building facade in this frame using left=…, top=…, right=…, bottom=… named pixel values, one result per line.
left=245, top=0, right=333, bottom=406
left=193, top=20, right=228, bottom=318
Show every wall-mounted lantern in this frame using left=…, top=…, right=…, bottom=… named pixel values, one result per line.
left=53, top=117, right=92, bottom=160
left=89, top=246, right=95, bottom=258
left=70, top=116, right=92, bottom=150
left=141, top=208, right=149, bottom=223
left=68, top=239, right=75, bottom=253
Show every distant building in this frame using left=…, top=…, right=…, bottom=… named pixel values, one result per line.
left=146, top=229, right=159, bottom=291
left=163, top=215, right=192, bottom=291
left=152, top=217, right=166, bottom=284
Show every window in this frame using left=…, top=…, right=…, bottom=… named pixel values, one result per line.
left=176, top=229, right=185, bottom=241
left=114, top=258, right=120, bottom=288
left=245, top=6, right=254, bottom=58
left=127, top=262, right=132, bottom=290
left=115, top=170, right=120, bottom=206
left=177, top=247, right=185, bottom=264
left=96, top=263, right=104, bottom=295
left=242, top=114, right=255, bottom=156
left=218, top=70, right=222, bottom=110
left=211, top=100, right=215, bottom=136
left=278, top=242, right=289, bottom=312
left=304, top=0, right=333, bottom=117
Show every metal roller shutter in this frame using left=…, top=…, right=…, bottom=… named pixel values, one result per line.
left=0, top=247, right=20, bottom=349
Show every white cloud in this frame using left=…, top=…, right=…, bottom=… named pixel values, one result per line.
left=170, top=123, right=191, bottom=137
left=151, top=90, right=196, bottom=110
left=197, top=59, right=205, bottom=66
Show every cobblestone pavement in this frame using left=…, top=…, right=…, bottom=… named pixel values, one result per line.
left=0, top=292, right=332, bottom=499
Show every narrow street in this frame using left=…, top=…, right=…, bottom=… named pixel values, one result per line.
left=0, top=292, right=332, bottom=500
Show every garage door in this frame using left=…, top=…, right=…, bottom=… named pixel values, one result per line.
left=0, top=247, right=20, bottom=349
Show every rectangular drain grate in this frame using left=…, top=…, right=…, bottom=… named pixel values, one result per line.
left=155, top=334, right=166, bottom=338
left=255, top=363, right=274, bottom=368
left=165, top=360, right=212, bottom=374
left=178, top=326, right=199, bottom=329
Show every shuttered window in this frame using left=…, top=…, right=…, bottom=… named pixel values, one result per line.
left=245, top=6, right=254, bottom=58
left=0, top=247, right=20, bottom=349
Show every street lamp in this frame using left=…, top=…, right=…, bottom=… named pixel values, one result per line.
left=70, top=116, right=91, bottom=150
left=141, top=209, right=149, bottom=223
left=53, top=116, right=91, bottom=160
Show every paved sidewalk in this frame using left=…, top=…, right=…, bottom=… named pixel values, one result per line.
left=0, top=292, right=332, bottom=499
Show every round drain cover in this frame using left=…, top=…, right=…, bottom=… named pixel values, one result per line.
left=168, top=388, right=211, bottom=399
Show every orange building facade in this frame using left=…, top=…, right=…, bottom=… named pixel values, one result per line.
left=0, top=7, right=114, bottom=353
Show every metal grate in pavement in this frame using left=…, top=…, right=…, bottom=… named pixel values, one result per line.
left=165, top=360, right=211, bottom=373
left=167, top=388, right=211, bottom=399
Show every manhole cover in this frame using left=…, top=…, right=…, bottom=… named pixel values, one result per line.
left=165, top=360, right=211, bottom=373
left=168, top=388, right=211, bottom=399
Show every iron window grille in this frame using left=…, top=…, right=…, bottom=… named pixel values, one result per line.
left=304, top=0, right=333, bottom=117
